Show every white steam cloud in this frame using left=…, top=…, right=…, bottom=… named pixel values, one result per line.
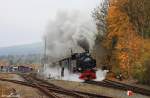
left=45, top=10, right=97, bottom=60
left=43, top=66, right=108, bottom=82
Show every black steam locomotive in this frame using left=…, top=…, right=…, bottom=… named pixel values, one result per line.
left=59, top=51, right=96, bottom=80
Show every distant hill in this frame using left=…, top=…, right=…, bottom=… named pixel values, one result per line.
left=0, top=42, right=44, bottom=56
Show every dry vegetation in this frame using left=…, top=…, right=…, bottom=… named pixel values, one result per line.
left=0, top=81, right=48, bottom=98
left=0, top=73, right=14, bottom=79
left=0, top=74, right=47, bottom=98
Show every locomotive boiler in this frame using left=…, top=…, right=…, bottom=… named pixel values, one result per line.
left=59, top=51, right=96, bottom=81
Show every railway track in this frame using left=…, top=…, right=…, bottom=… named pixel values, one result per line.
left=22, top=74, right=86, bottom=98
left=0, top=75, right=112, bottom=98
left=85, top=79, right=150, bottom=96
left=0, top=77, right=60, bottom=98
left=31, top=75, right=113, bottom=98
left=104, top=79, right=150, bottom=96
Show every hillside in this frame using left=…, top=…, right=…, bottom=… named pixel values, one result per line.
left=0, top=42, right=43, bottom=56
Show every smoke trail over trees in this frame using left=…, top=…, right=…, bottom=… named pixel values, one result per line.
left=45, top=10, right=97, bottom=61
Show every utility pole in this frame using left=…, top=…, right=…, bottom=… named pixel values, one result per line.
left=44, top=36, right=47, bottom=70
left=42, top=36, right=47, bottom=73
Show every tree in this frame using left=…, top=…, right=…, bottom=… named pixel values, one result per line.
left=124, top=0, right=150, bottom=38
left=103, top=0, right=143, bottom=77
left=92, top=0, right=109, bottom=40
left=92, top=0, right=110, bottom=68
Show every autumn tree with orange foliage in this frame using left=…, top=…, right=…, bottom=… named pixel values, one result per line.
left=93, top=0, right=150, bottom=84
left=101, top=0, right=143, bottom=78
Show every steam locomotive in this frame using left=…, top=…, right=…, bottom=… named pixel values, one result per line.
left=59, top=51, right=96, bottom=81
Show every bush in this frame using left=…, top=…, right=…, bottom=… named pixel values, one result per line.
left=132, top=60, right=150, bottom=85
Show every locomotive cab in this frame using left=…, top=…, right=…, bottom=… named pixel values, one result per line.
left=71, top=51, right=97, bottom=80
left=59, top=51, right=97, bottom=81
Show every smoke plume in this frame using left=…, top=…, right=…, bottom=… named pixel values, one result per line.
left=45, top=10, right=97, bottom=60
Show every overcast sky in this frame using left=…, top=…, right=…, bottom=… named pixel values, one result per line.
left=0, top=0, right=100, bottom=47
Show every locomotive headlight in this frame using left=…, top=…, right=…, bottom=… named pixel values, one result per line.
left=78, top=67, right=82, bottom=71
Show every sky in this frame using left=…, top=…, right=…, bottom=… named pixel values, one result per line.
left=0, top=0, right=100, bottom=47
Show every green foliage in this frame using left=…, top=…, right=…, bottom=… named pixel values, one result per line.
left=124, top=0, right=150, bottom=85
left=132, top=47, right=150, bottom=85
left=111, top=61, right=121, bottom=75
